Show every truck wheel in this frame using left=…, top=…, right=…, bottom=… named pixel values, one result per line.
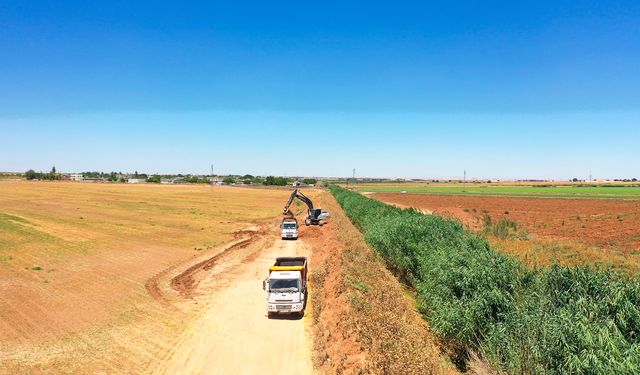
left=268, top=311, right=274, bottom=318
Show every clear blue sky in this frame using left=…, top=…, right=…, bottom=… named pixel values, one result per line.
left=1, top=1, right=639, bottom=179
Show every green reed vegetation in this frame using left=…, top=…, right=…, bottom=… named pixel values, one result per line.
left=330, top=186, right=640, bottom=374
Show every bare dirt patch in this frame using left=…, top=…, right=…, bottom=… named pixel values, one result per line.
left=373, top=193, right=640, bottom=250
left=169, top=230, right=260, bottom=298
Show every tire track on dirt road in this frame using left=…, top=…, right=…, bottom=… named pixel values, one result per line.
left=148, top=236, right=314, bottom=375
left=144, top=226, right=264, bottom=307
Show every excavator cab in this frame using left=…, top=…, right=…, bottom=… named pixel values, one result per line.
left=306, top=208, right=323, bottom=226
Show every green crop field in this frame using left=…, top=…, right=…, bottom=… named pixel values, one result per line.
left=349, top=183, right=640, bottom=199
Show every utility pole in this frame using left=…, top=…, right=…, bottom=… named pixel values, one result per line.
left=589, top=174, right=593, bottom=183
left=210, top=164, right=214, bottom=190
left=464, top=170, right=467, bottom=191
left=353, top=168, right=356, bottom=186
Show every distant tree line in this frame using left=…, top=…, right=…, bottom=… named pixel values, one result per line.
left=83, top=171, right=121, bottom=181
left=240, top=175, right=264, bottom=185
left=222, top=176, right=237, bottom=184
left=264, top=176, right=290, bottom=186
left=302, top=178, right=317, bottom=185
left=25, top=167, right=61, bottom=181
left=23, top=168, right=321, bottom=186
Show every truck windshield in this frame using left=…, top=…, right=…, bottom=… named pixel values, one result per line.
left=282, top=223, right=297, bottom=229
left=269, top=279, right=299, bottom=292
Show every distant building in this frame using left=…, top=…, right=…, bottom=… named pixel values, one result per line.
left=66, top=173, right=84, bottom=181
left=127, top=178, right=146, bottom=184
left=292, top=181, right=308, bottom=187
left=208, top=177, right=226, bottom=185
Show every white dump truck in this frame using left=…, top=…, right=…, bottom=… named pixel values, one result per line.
left=281, top=218, right=299, bottom=240
left=263, top=257, right=308, bottom=317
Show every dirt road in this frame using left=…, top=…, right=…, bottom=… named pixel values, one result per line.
left=150, top=236, right=315, bottom=375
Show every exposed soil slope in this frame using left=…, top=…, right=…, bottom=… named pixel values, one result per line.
left=303, top=191, right=460, bottom=375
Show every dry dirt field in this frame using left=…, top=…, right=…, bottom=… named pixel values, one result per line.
left=0, top=181, right=299, bottom=373
left=372, top=192, right=640, bottom=273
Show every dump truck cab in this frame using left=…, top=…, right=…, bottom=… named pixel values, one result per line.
left=263, top=257, right=307, bottom=317
left=281, top=218, right=298, bottom=240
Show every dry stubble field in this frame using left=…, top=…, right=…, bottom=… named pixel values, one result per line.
left=0, top=181, right=285, bottom=373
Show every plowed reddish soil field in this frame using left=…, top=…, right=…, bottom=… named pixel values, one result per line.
left=371, top=193, right=640, bottom=273
left=373, top=193, right=640, bottom=250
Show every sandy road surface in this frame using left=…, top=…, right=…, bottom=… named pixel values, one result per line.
left=151, top=237, right=314, bottom=375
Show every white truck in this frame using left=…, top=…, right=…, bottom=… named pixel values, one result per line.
left=281, top=218, right=299, bottom=240
left=263, top=257, right=308, bottom=317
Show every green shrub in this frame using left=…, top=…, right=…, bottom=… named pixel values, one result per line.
left=264, top=176, right=290, bottom=186
left=330, top=186, right=640, bottom=374
left=146, top=175, right=161, bottom=183
left=485, top=219, right=528, bottom=240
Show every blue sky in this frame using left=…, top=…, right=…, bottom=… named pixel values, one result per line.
left=1, top=1, right=639, bottom=178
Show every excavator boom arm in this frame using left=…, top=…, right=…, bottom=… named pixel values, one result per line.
left=282, top=189, right=315, bottom=215
left=283, top=189, right=298, bottom=215
left=295, top=191, right=315, bottom=211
